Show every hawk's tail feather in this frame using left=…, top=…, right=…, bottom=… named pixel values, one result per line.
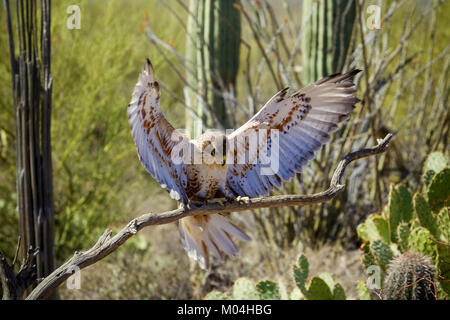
left=179, top=214, right=251, bottom=269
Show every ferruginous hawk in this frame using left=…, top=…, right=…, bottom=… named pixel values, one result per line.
left=128, top=58, right=361, bottom=269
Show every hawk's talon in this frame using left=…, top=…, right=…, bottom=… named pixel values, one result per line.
left=236, top=196, right=250, bottom=204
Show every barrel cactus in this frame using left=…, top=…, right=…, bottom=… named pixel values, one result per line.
left=382, top=252, right=436, bottom=300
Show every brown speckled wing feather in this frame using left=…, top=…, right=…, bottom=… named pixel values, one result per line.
left=225, top=70, right=361, bottom=198
left=128, top=59, right=190, bottom=203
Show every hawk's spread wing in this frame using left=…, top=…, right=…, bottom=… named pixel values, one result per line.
left=225, top=70, right=361, bottom=198
left=128, top=59, right=189, bottom=203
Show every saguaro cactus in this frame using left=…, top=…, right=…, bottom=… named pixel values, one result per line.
left=185, top=0, right=241, bottom=137
left=4, top=0, right=55, bottom=297
left=301, top=0, right=356, bottom=84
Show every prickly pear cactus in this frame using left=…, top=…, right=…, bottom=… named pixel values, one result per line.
left=382, top=252, right=436, bottom=300
left=427, top=168, right=450, bottom=212
left=357, top=152, right=449, bottom=299
left=370, top=240, right=394, bottom=271
left=396, top=223, right=410, bottom=251
left=423, top=152, right=448, bottom=186
left=205, top=254, right=346, bottom=300
left=204, top=277, right=280, bottom=300
left=357, top=280, right=372, bottom=300
left=292, top=254, right=346, bottom=300
left=232, top=277, right=260, bottom=300
left=387, top=185, right=414, bottom=242
left=256, top=280, right=282, bottom=300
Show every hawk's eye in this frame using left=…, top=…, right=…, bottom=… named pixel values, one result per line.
left=210, top=149, right=215, bottom=157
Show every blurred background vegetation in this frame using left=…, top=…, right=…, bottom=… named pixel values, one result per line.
left=0, top=0, right=448, bottom=299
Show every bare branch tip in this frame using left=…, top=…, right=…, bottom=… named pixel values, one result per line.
left=377, top=133, right=393, bottom=150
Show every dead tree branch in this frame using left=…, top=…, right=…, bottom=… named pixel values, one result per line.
left=0, top=248, right=38, bottom=300
left=25, top=134, right=393, bottom=300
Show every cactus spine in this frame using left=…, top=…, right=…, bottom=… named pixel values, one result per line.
left=301, top=0, right=356, bottom=84
left=185, top=0, right=241, bottom=137
left=383, top=252, right=436, bottom=300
